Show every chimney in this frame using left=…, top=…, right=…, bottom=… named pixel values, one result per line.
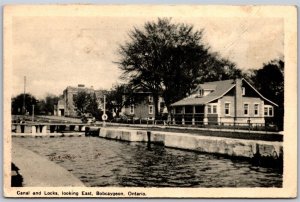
left=234, top=79, right=243, bottom=120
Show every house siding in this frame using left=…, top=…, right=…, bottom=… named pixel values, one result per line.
left=218, top=96, right=265, bottom=125
left=124, top=102, right=155, bottom=119
left=122, top=94, right=164, bottom=119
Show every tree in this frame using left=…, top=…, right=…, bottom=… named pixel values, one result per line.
left=195, top=54, right=242, bottom=83
left=247, top=59, right=284, bottom=130
left=44, top=94, right=59, bottom=115
left=11, top=93, right=39, bottom=115
left=86, top=93, right=101, bottom=120
left=73, top=91, right=101, bottom=119
left=106, top=83, right=146, bottom=118
left=106, top=84, right=128, bottom=117
left=117, top=18, right=241, bottom=117
left=36, top=99, right=46, bottom=115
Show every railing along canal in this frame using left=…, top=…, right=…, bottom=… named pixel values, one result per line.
left=11, top=122, right=88, bottom=134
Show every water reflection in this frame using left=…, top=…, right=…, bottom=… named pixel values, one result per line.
left=13, top=137, right=282, bottom=187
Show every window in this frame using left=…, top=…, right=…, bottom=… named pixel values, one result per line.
left=148, top=96, right=153, bottom=103
left=264, top=107, right=268, bottom=116
left=225, top=103, right=230, bottom=115
left=207, top=105, right=212, bottom=114
left=254, top=104, right=259, bottom=116
left=242, top=87, right=245, bottom=96
left=244, top=103, right=249, bottom=115
left=207, top=105, right=217, bottom=114
left=264, top=105, right=273, bottom=117
left=269, top=107, right=273, bottom=116
left=130, top=104, right=134, bottom=114
left=213, top=105, right=217, bottom=114
left=149, top=105, right=153, bottom=114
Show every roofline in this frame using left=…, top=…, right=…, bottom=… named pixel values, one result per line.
left=207, top=79, right=278, bottom=106
left=242, top=79, right=278, bottom=107
left=172, top=78, right=278, bottom=107
left=171, top=102, right=205, bottom=106
left=171, top=83, right=236, bottom=106
left=205, top=85, right=236, bottom=104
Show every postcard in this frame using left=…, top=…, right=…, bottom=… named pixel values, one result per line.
left=3, top=5, right=297, bottom=198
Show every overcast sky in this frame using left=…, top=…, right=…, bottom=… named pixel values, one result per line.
left=11, top=16, right=283, bottom=99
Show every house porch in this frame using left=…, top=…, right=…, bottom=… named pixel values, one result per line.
left=172, top=105, right=210, bottom=125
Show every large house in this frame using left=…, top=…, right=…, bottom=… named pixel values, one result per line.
left=121, top=91, right=166, bottom=120
left=171, top=79, right=278, bottom=126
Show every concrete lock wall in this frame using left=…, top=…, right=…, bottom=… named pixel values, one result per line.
left=99, top=128, right=148, bottom=142
left=162, top=132, right=282, bottom=158
left=98, top=127, right=282, bottom=160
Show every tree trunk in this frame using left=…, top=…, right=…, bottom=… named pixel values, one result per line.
left=116, top=109, right=120, bottom=118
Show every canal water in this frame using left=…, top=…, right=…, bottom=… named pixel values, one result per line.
left=13, top=137, right=282, bottom=187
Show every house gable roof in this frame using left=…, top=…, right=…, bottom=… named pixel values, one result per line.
left=171, top=79, right=236, bottom=106
left=171, top=78, right=278, bottom=107
left=242, top=79, right=278, bottom=107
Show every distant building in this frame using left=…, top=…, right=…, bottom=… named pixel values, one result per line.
left=171, top=79, right=278, bottom=126
left=54, top=96, right=65, bottom=116
left=54, top=84, right=107, bottom=117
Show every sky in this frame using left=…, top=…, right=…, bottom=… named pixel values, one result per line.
left=11, top=15, right=283, bottom=99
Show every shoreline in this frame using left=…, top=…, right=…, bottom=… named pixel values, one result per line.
left=11, top=142, right=85, bottom=187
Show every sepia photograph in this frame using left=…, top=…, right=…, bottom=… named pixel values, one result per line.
left=3, top=5, right=297, bottom=198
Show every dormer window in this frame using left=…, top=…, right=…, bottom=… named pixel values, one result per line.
left=198, top=89, right=203, bottom=96
left=242, top=87, right=245, bottom=96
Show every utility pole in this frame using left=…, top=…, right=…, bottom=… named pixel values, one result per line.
left=102, top=95, right=108, bottom=127
left=32, top=104, right=35, bottom=122
left=104, top=95, right=106, bottom=115
left=23, top=76, right=26, bottom=115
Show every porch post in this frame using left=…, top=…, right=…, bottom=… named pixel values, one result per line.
left=171, top=108, right=176, bottom=125
left=203, top=105, right=208, bottom=125
left=181, top=106, right=185, bottom=125
left=217, top=100, right=221, bottom=125
left=192, top=106, right=195, bottom=125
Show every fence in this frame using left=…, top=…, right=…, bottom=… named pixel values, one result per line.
left=110, top=115, right=279, bottom=132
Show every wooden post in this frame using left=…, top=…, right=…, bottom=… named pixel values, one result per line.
left=203, top=105, right=208, bottom=125
left=42, top=125, right=47, bottom=134
left=182, top=106, right=185, bottom=125
left=31, top=125, right=36, bottom=134
left=192, top=106, right=195, bottom=125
